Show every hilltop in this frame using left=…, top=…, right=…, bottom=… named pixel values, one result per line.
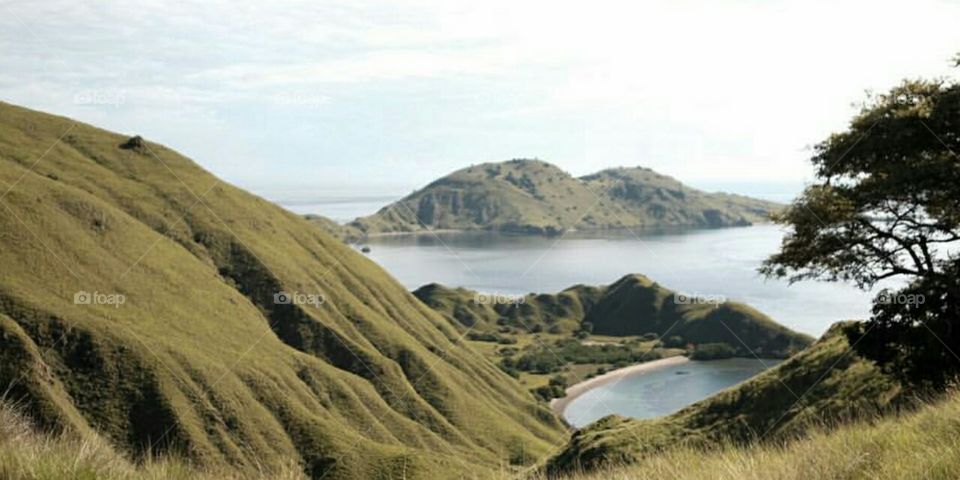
left=351, top=159, right=781, bottom=235
left=0, top=102, right=565, bottom=479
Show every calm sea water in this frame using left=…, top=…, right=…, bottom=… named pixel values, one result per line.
left=563, top=358, right=780, bottom=427
left=365, top=225, right=880, bottom=336
left=286, top=198, right=880, bottom=425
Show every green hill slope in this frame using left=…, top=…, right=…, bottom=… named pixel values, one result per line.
left=541, top=385, right=956, bottom=480
left=0, top=399, right=305, bottom=480
left=582, top=167, right=781, bottom=229
left=351, top=160, right=781, bottom=235
left=414, top=274, right=812, bottom=358
left=304, top=214, right=363, bottom=243
left=0, top=102, right=565, bottom=479
left=546, top=322, right=903, bottom=474
left=3, top=384, right=955, bottom=480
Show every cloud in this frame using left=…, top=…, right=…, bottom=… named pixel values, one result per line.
left=2, top=0, right=959, bottom=190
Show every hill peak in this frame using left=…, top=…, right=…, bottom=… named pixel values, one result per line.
left=352, top=158, right=782, bottom=235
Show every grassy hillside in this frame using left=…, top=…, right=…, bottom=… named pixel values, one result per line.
left=7, top=384, right=953, bottom=480
left=546, top=322, right=903, bottom=474
left=0, top=102, right=565, bottom=479
left=0, top=399, right=305, bottom=480
left=303, top=214, right=364, bottom=243
left=540, top=387, right=956, bottom=480
left=581, top=167, right=777, bottom=229
left=412, top=283, right=600, bottom=335
left=351, top=159, right=781, bottom=235
left=414, top=275, right=810, bottom=402
left=415, top=274, right=812, bottom=358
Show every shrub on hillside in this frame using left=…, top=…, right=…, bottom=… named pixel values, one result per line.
left=690, top=342, right=737, bottom=360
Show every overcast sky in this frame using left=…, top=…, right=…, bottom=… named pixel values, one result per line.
left=2, top=0, right=959, bottom=199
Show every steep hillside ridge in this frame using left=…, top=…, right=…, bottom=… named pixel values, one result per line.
left=546, top=322, right=903, bottom=473
left=304, top=214, right=363, bottom=243
left=351, top=160, right=781, bottom=235
left=0, top=399, right=306, bottom=479
left=542, top=385, right=956, bottom=480
left=0, top=102, right=564, bottom=479
left=414, top=274, right=812, bottom=358
left=412, top=283, right=601, bottom=334
left=582, top=167, right=779, bottom=228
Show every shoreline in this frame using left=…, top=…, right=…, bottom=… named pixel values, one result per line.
left=549, top=355, right=690, bottom=419
left=364, top=228, right=468, bottom=238
left=358, top=222, right=775, bottom=240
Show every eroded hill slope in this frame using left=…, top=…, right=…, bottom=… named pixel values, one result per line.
left=0, top=102, right=564, bottom=479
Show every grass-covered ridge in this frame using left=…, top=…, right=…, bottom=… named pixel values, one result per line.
left=539, top=385, right=958, bottom=480
left=0, top=102, right=566, bottom=479
left=414, top=275, right=811, bottom=402
left=546, top=321, right=903, bottom=474
left=303, top=214, right=364, bottom=243
left=351, top=159, right=781, bottom=235
left=415, top=274, right=812, bottom=358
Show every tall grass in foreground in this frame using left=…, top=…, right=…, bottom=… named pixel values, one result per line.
left=0, top=401, right=305, bottom=480
left=533, top=389, right=960, bottom=480
left=5, top=390, right=960, bottom=480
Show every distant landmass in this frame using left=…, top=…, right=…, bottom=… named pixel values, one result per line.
left=415, top=274, right=812, bottom=359
left=350, top=159, right=782, bottom=236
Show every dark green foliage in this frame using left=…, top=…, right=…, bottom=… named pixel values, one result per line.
left=761, top=68, right=960, bottom=387
left=689, top=342, right=736, bottom=360
left=531, top=375, right=569, bottom=401
left=850, top=264, right=960, bottom=387
left=466, top=331, right=520, bottom=344
left=506, top=352, right=565, bottom=374
left=508, top=340, right=665, bottom=374
left=663, top=336, right=686, bottom=348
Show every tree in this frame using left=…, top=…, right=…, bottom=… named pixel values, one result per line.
left=663, top=335, right=686, bottom=349
left=761, top=63, right=960, bottom=386
left=690, top=342, right=737, bottom=361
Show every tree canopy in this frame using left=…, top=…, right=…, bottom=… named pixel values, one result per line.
left=762, top=59, right=960, bottom=386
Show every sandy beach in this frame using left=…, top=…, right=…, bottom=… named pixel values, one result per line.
left=550, top=355, right=691, bottom=419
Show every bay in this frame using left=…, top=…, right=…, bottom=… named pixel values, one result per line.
left=365, top=225, right=877, bottom=336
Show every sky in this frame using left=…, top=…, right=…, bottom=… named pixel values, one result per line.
left=2, top=0, right=959, bottom=203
